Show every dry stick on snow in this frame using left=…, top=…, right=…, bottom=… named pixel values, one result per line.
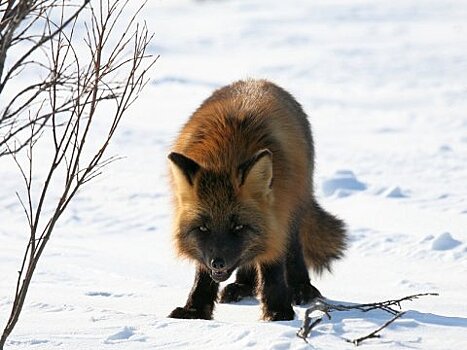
left=0, top=1, right=156, bottom=348
left=344, top=311, right=406, bottom=346
left=297, top=293, right=439, bottom=345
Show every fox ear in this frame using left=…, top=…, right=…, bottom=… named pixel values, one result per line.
left=238, top=149, right=273, bottom=195
left=168, top=152, right=200, bottom=188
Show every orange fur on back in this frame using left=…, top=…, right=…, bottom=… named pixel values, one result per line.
left=170, top=79, right=346, bottom=269
left=172, top=80, right=311, bottom=263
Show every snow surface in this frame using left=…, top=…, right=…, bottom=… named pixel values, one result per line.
left=321, top=170, right=367, bottom=197
left=1, top=0, right=467, bottom=349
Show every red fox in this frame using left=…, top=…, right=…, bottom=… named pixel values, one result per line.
left=168, top=79, right=346, bottom=321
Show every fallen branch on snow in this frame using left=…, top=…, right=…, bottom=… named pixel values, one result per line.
left=297, top=292, right=439, bottom=345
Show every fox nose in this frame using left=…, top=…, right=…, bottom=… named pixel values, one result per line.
left=210, top=257, right=225, bottom=271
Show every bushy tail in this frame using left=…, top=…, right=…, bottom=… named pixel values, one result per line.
left=299, top=199, right=347, bottom=274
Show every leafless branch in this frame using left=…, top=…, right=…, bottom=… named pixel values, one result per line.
left=0, top=1, right=156, bottom=348
left=344, top=311, right=406, bottom=346
left=0, top=0, right=89, bottom=158
left=297, top=293, right=439, bottom=345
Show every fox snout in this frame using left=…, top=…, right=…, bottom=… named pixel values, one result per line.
left=210, top=257, right=226, bottom=271
left=206, top=256, right=238, bottom=283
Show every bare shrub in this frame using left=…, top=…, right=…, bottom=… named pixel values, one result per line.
left=0, top=1, right=156, bottom=347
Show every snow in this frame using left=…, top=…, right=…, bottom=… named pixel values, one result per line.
left=431, top=232, right=462, bottom=251
left=1, top=0, right=467, bottom=349
left=380, top=186, right=408, bottom=199
left=321, top=170, right=367, bottom=197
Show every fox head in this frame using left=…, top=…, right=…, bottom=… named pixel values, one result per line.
left=168, top=149, right=276, bottom=282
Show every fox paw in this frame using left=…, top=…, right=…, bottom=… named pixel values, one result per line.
left=291, top=283, right=322, bottom=305
left=219, top=282, right=254, bottom=303
left=262, top=306, right=295, bottom=321
left=168, top=307, right=212, bottom=320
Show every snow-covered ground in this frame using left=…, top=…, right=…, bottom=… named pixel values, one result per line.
left=1, top=0, right=467, bottom=348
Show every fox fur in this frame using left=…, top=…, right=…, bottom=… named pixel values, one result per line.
left=168, top=79, right=346, bottom=321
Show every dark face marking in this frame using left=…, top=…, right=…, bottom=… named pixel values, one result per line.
left=185, top=212, right=245, bottom=282
left=178, top=171, right=266, bottom=280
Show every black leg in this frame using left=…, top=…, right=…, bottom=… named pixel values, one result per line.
left=258, top=261, right=294, bottom=321
left=168, top=264, right=219, bottom=320
left=286, top=227, right=322, bottom=305
left=219, top=266, right=256, bottom=303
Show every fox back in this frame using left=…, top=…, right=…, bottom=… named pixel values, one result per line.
left=169, top=79, right=315, bottom=270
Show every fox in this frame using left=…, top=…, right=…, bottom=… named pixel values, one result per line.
left=167, top=79, right=346, bottom=321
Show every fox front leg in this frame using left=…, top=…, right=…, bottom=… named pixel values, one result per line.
left=286, top=228, right=322, bottom=304
left=220, top=265, right=256, bottom=303
left=258, top=261, right=295, bottom=321
left=169, top=264, right=219, bottom=320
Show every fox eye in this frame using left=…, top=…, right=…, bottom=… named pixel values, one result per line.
left=198, top=226, right=208, bottom=232
left=234, top=224, right=244, bottom=232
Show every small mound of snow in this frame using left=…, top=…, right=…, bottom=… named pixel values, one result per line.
left=322, top=170, right=367, bottom=197
left=382, top=186, right=408, bottom=198
left=105, top=326, right=135, bottom=343
left=431, top=232, right=461, bottom=251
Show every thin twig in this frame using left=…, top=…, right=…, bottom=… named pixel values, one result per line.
left=297, top=293, right=439, bottom=344
left=344, top=311, right=406, bottom=346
